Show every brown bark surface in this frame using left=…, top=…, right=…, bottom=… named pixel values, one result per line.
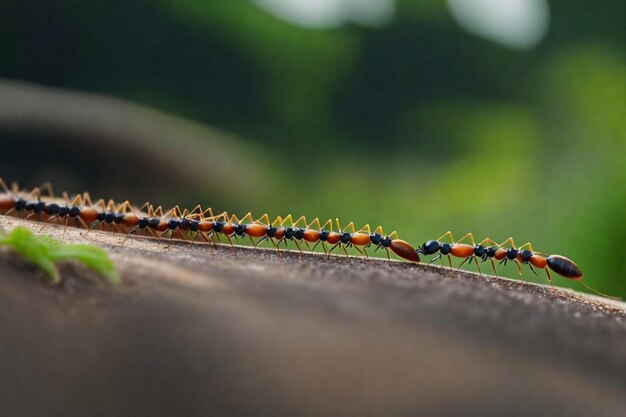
left=1, top=217, right=625, bottom=417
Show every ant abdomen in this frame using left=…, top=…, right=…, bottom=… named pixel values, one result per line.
left=547, top=255, right=583, bottom=280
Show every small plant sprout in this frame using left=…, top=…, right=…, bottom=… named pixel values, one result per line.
left=0, top=227, right=120, bottom=285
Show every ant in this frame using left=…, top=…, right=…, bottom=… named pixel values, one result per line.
left=328, top=219, right=372, bottom=258
left=367, top=226, right=420, bottom=262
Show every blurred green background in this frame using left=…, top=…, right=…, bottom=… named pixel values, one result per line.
left=0, top=0, right=624, bottom=296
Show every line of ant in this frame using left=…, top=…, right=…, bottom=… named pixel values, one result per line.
left=0, top=178, right=617, bottom=300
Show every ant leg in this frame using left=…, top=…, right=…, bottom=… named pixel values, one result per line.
left=0, top=178, right=10, bottom=193
left=308, top=217, right=322, bottom=231
left=111, top=223, right=126, bottom=235
left=545, top=268, right=555, bottom=289
left=474, top=257, right=482, bottom=275
left=456, top=232, right=477, bottom=246
left=39, top=215, right=59, bottom=232
left=312, top=240, right=328, bottom=255
left=163, top=230, right=181, bottom=249
left=269, top=238, right=281, bottom=253
left=197, top=232, right=215, bottom=248
left=321, top=219, right=334, bottom=232
left=187, top=204, right=204, bottom=216
left=478, top=237, right=500, bottom=247
left=240, top=212, right=255, bottom=224
left=192, top=232, right=211, bottom=251
left=293, top=215, right=308, bottom=229
left=256, top=213, right=271, bottom=226
left=281, top=214, right=294, bottom=227
left=578, top=281, right=621, bottom=300
left=488, top=258, right=498, bottom=277
left=358, top=224, right=372, bottom=234
left=188, top=231, right=199, bottom=247
left=515, top=261, right=526, bottom=286
left=343, top=221, right=357, bottom=234
left=82, top=220, right=102, bottom=237
left=81, top=192, right=96, bottom=207
left=121, top=228, right=140, bottom=245
left=518, top=242, right=537, bottom=252
left=74, top=215, right=91, bottom=233
left=428, top=254, right=442, bottom=265
left=458, top=256, right=472, bottom=269
left=499, top=237, right=518, bottom=249
left=62, top=217, right=72, bottom=237
left=436, top=231, right=455, bottom=243
left=11, top=181, right=21, bottom=196
left=169, top=228, right=185, bottom=242
left=39, top=182, right=55, bottom=198
left=353, top=245, right=367, bottom=259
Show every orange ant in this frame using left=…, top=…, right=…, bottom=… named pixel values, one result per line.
left=367, top=226, right=419, bottom=262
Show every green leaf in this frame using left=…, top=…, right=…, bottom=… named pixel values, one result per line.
left=0, top=227, right=60, bottom=283
left=0, top=227, right=119, bottom=285
left=48, top=244, right=120, bottom=285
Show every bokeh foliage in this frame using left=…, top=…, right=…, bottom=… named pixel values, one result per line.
left=0, top=1, right=624, bottom=296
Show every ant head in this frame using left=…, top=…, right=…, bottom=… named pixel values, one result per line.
left=418, top=240, right=440, bottom=255
left=294, top=228, right=305, bottom=239
left=440, top=242, right=452, bottom=255
left=69, top=206, right=80, bottom=218
left=473, top=245, right=486, bottom=257
left=43, top=202, right=60, bottom=215
left=284, top=227, right=295, bottom=239
left=213, top=222, right=225, bottom=233
left=168, top=219, right=179, bottom=230
left=15, top=198, right=27, bottom=211
left=370, top=233, right=383, bottom=245
left=506, top=248, right=518, bottom=260
left=380, top=236, right=392, bottom=248
left=519, top=249, right=533, bottom=263
left=34, top=201, right=45, bottom=214
left=267, top=225, right=278, bottom=238
left=319, top=230, right=329, bottom=241
left=340, top=232, right=351, bottom=244
left=485, top=246, right=497, bottom=257
left=234, top=223, right=246, bottom=236
left=189, top=220, right=199, bottom=232
left=138, top=217, right=149, bottom=229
